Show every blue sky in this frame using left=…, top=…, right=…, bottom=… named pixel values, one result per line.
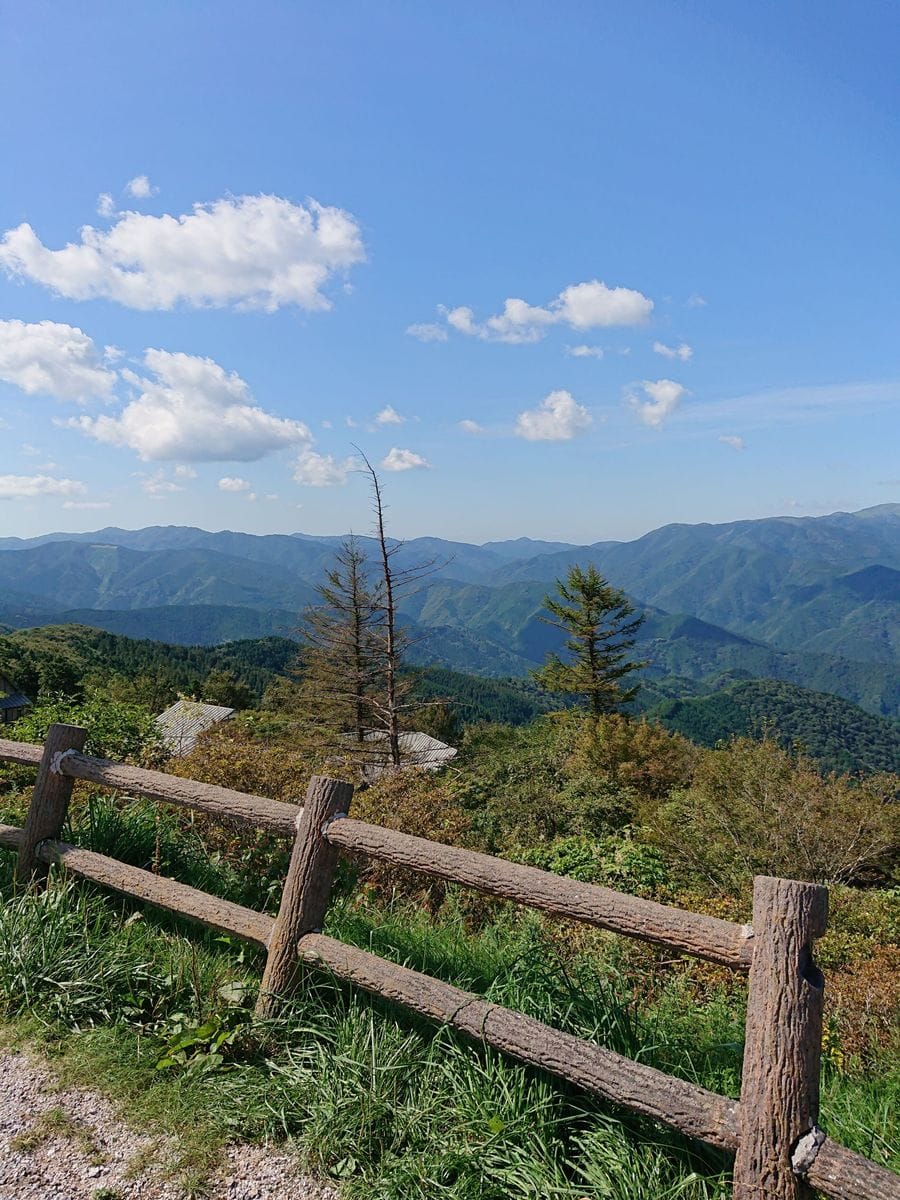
left=1, top=1, right=897, bottom=543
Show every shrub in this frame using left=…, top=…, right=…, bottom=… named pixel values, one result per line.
left=644, top=737, right=899, bottom=892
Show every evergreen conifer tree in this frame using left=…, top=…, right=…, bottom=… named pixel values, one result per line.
left=534, top=564, right=646, bottom=715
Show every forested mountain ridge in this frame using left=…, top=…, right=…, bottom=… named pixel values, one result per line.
left=649, top=678, right=900, bottom=775
left=0, top=504, right=896, bottom=715
left=2, top=623, right=897, bottom=774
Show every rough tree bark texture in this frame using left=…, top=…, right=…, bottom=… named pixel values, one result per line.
left=733, top=875, right=828, bottom=1199
left=806, top=1139, right=900, bottom=1200
left=15, top=723, right=88, bottom=885
left=56, top=753, right=301, bottom=834
left=326, top=816, right=754, bottom=967
left=256, top=775, right=353, bottom=1017
left=297, top=931, right=741, bottom=1149
left=0, top=738, right=43, bottom=767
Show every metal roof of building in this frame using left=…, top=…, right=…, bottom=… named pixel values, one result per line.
left=0, top=692, right=31, bottom=711
left=359, top=729, right=458, bottom=782
left=155, top=700, right=235, bottom=758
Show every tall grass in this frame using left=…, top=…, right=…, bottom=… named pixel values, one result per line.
left=0, top=797, right=896, bottom=1197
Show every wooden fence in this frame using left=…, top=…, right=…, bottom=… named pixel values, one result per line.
left=0, top=724, right=896, bottom=1200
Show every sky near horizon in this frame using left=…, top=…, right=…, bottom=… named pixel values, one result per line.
left=0, top=1, right=898, bottom=545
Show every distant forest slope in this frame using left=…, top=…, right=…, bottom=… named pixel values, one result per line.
left=0, top=625, right=298, bottom=705
left=651, top=678, right=900, bottom=775
left=2, top=624, right=896, bottom=774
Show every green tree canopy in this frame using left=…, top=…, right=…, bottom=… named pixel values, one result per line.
left=534, top=564, right=646, bottom=715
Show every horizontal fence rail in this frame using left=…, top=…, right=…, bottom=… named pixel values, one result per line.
left=325, top=816, right=755, bottom=969
left=1, top=727, right=897, bottom=1200
left=0, top=822, right=273, bottom=945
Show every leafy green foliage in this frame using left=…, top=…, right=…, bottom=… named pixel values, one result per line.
left=0, top=624, right=297, bottom=710
left=649, top=678, right=900, bottom=774
left=645, top=737, right=899, bottom=890
left=9, top=695, right=164, bottom=763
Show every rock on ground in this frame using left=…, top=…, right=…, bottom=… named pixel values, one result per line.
left=0, top=1051, right=339, bottom=1200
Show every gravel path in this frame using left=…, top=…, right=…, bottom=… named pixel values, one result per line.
left=0, top=1051, right=340, bottom=1200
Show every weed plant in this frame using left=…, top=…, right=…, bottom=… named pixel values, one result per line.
left=0, top=815, right=896, bottom=1199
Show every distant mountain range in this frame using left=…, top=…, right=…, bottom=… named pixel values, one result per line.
left=1, top=504, right=898, bottom=719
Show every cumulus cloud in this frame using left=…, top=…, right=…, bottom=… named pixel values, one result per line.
left=628, top=379, right=687, bottom=427
left=218, top=476, right=252, bottom=492
left=0, top=474, right=86, bottom=499
left=141, top=470, right=185, bottom=497
left=0, top=319, right=117, bottom=403
left=125, top=174, right=157, bottom=199
left=458, top=419, right=483, bottom=434
left=653, top=340, right=693, bottom=362
left=515, top=390, right=592, bottom=441
left=0, top=193, right=365, bottom=312
left=566, top=344, right=604, bottom=359
left=406, top=322, right=448, bottom=342
left=96, top=193, right=116, bottom=218
left=293, top=448, right=357, bottom=487
left=381, top=447, right=429, bottom=471
left=425, top=279, right=653, bottom=345
left=375, top=405, right=404, bottom=425
left=687, top=294, right=707, bottom=308
left=69, top=348, right=311, bottom=461
left=719, top=435, right=745, bottom=451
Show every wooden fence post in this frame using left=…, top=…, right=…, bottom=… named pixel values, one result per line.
left=255, top=775, right=353, bottom=1018
left=15, top=723, right=88, bottom=886
left=733, top=875, right=828, bottom=1199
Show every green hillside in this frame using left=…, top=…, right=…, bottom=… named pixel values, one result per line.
left=650, top=678, right=900, bottom=775
left=0, top=625, right=298, bottom=708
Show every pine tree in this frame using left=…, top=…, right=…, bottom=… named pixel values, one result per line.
left=298, top=535, right=382, bottom=743
left=534, top=564, right=646, bottom=715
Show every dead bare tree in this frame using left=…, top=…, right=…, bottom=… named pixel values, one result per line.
left=357, top=450, right=445, bottom=768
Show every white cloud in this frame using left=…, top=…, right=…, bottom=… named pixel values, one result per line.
left=406, top=322, right=448, bottom=342
left=174, top=464, right=197, bottom=479
left=556, top=281, right=652, bottom=329
left=63, top=499, right=112, bottom=510
left=515, top=390, right=592, bottom=441
left=687, top=293, right=708, bottom=308
left=0, top=318, right=116, bottom=403
left=125, top=174, right=157, bottom=199
left=0, top=193, right=365, bottom=312
left=566, top=344, right=604, bottom=359
left=141, top=469, right=185, bottom=497
left=70, top=348, right=311, bottom=461
left=293, top=448, right=357, bottom=487
left=218, top=476, right=252, bottom=492
left=628, top=379, right=687, bottom=427
left=375, top=404, right=404, bottom=425
left=430, top=279, right=653, bottom=345
left=719, top=435, right=745, bottom=451
left=0, top=474, right=86, bottom=499
left=96, top=193, right=116, bottom=218
left=381, top=447, right=429, bottom=471
left=653, top=340, right=693, bottom=362
left=458, top=419, right=483, bottom=434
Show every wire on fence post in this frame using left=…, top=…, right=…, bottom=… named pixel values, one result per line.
left=15, top=723, right=88, bottom=886
left=733, top=875, right=828, bottom=1200
left=255, top=775, right=353, bottom=1019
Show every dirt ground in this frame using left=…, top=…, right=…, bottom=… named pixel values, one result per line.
left=0, top=1050, right=339, bottom=1200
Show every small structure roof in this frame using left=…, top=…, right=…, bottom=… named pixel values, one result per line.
left=0, top=692, right=31, bottom=712
left=359, top=729, right=458, bottom=782
left=155, top=699, right=235, bottom=758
